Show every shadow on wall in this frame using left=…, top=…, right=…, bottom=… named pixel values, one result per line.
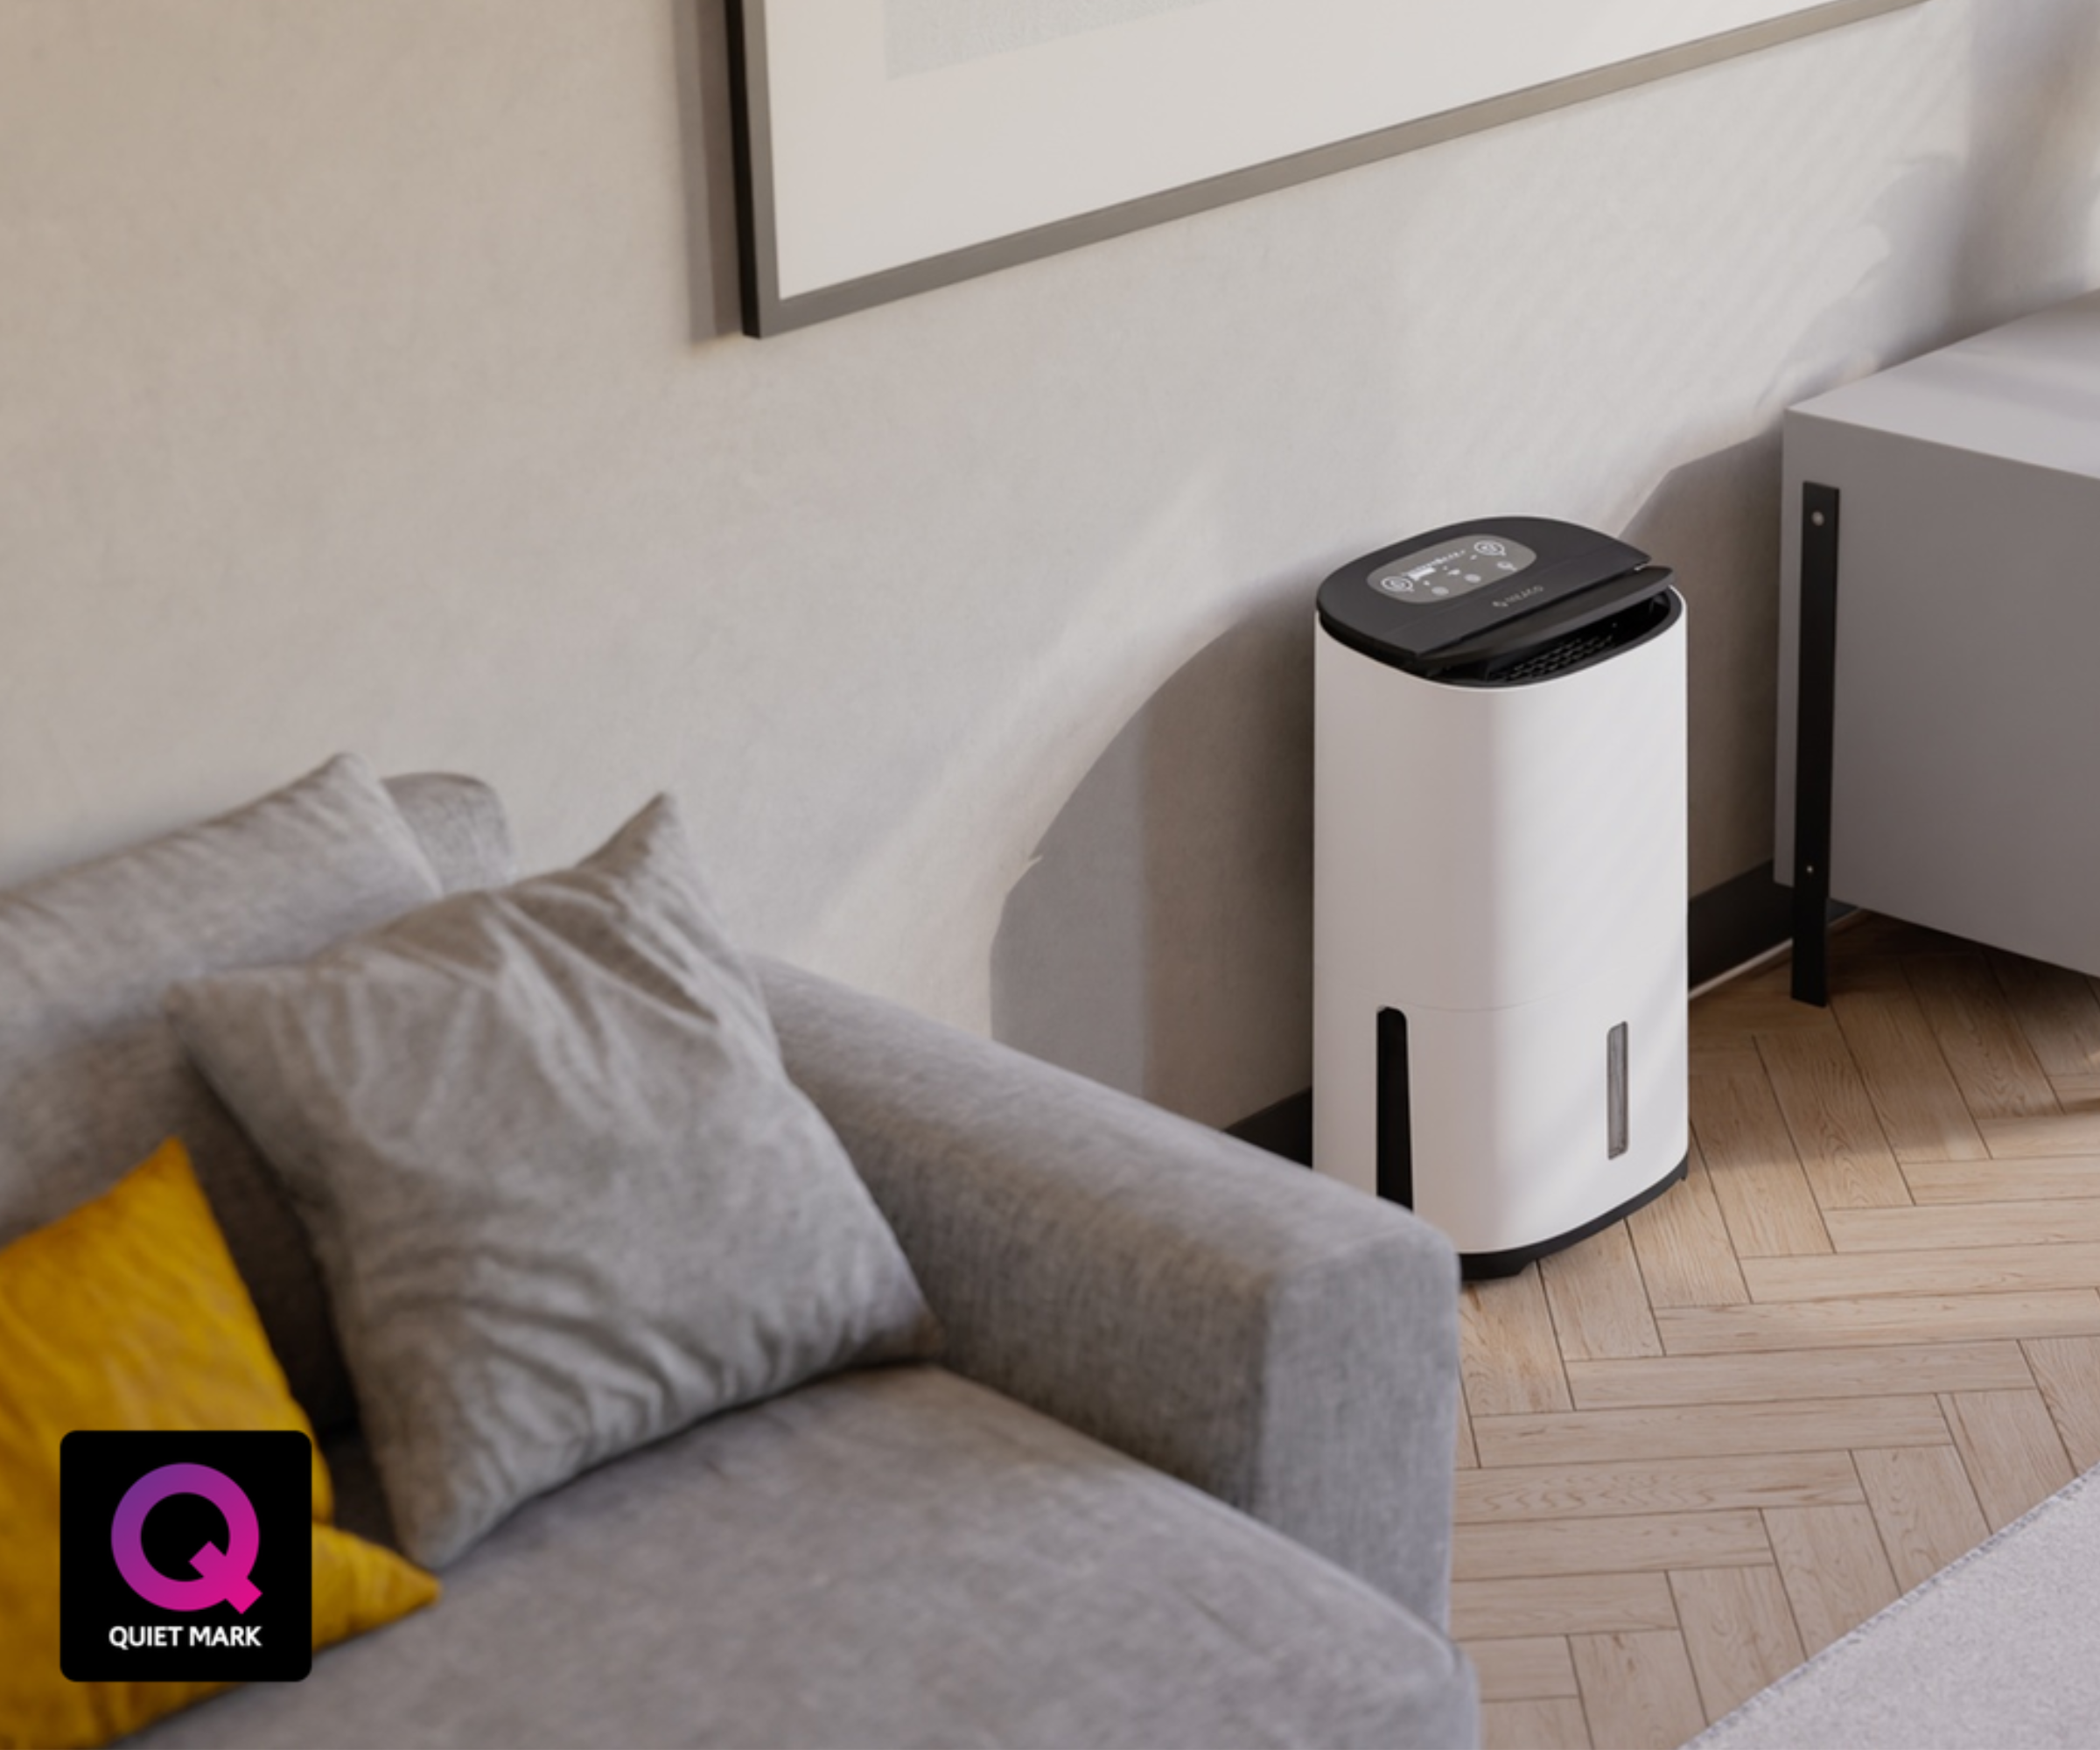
left=990, top=598, right=1314, bottom=1127
left=1620, top=434, right=1782, bottom=899
left=1950, top=0, right=2100, bottom=324
left=1774, top=0, right=2100, bottom=408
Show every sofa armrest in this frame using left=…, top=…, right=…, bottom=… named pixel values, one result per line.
left=755, top=956, right=1461, bottom=1629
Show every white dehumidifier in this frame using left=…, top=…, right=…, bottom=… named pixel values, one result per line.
left=1313, top=518, right=1689, bottom=1278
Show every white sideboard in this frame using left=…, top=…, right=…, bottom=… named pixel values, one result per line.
left=1777, top=290, right=2100, bottom=998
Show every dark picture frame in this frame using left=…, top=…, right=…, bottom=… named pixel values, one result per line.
left=728, top=0, right=1926, bottom=338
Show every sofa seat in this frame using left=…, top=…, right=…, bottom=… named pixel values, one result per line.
left=135, top=1365, right=1469, bottom=1749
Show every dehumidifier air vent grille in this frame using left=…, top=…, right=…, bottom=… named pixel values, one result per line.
left=1452, top=592, right=1678, bottom=688
left=1498, top=629, right=1618, bottom=682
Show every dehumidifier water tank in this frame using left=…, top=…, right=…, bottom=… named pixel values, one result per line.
left=1313, top=518, right=1689, bottom=1278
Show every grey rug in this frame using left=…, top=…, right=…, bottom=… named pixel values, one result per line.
left=1691, top=1462, right=2100, bottom=1748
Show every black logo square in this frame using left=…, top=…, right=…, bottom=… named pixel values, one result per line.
left=60, top=1431, right=313, bottom=1684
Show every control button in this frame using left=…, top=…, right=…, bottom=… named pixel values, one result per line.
left=1363, top=535, right=1539, bottom=604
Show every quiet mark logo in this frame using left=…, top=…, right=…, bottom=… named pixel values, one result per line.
left=60, top=1431, right=312, bottom=1683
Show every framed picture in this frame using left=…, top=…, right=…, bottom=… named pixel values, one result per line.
left=727, top=0, right=1924, bottom=337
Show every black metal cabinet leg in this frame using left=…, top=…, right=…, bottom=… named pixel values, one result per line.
left=1792, top=482, right=1840, bottom=1007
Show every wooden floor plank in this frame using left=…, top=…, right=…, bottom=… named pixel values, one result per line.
left=1467, top=1635, right=1579, bottom=1701
left=1473, top=1397, right=1949, bottom=1467
left=1903, top=1155, right=2100, bottom=1203
left=1456, top=1452, right=1863, bottom=1523
left=1657, top=1289, right=2100, bottom=1353
left=1690, top=1040, right=1768, bottom=1077
left=2022, top=1334, right=2100, bottom=1470
left=1829, top=913, right=1974, bottom=963
left=1670, top=1566, right=1805, bottom=1726
left=1453, top=1510, right=1770, bottom=1581
left=1830, top=980, right=1990, bottom=1163
left=1452, top=1572, right=1681, bottom=1641
left=1940, top=1390, right=2075, bottom=1531
left=1461, top=1267, right=1572, bottom=1416
left=1992, top=949, right=2100, bottom=1082
left=1628, top=1137, right=1748, bottom=1310
left=1743, top=1242, right=2100, bottom=1301
left=1456, top=1383, right=1478, bottom=1471
left=1764, top=1503, right=1900, bottom=1654
left=1690, top=963, right=1841, bottom=1038
left=1758, top=1028, right=1912, bottom=1210
left=1570, top=1631, right=1708, bottom=1750
left=1564, top=1341, right=2029, bottom=1410
left=1980, top=1109, right=2100, bottom=1159
left=1480, top=1698, right=1592, bottom=1750
left=1692, top=1054, right=1832, bottom=1257
left=1854, top=1445, right=1992, bottom=1590
left=1826, top=1198, right=2100, bottom=1251
left=1452, top=918, right=2100, bottom=1744
left=1905, top=952, right=2059, bottom=1121
left=1539, top=1222, right=1662, bottom=1361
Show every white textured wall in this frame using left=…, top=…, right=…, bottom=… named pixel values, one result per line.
left=4, top=1, right=2097, bottom=1124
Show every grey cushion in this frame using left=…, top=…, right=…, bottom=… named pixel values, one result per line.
left=383, top=774, right=517, bottom=894
left=167, top=795, right=940, bottom=1569
left=135, top=1365, right=1478, bottom=1750
left=0, top=753, right=444, bottom=1433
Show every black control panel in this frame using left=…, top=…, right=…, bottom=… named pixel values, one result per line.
left=1317, top=517, right=1674, bottom=684
left=1366, top=534, right=1539, bottom=604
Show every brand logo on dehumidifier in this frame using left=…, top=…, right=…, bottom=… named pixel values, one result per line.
left=1490, top=583, right=1545, bottom=610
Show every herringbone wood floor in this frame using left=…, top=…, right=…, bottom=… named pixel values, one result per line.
left=1460, top=913, right=2100, bottom=1750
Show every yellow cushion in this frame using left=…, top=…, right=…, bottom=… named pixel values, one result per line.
left=0, top=1139, right=438, bottom=1749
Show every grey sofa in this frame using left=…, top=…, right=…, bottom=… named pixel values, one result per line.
left=4, top=768, right=1475, bottom=1748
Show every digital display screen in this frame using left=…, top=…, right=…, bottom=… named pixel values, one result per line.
left=1367, top=535, right=1538, bottom=604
